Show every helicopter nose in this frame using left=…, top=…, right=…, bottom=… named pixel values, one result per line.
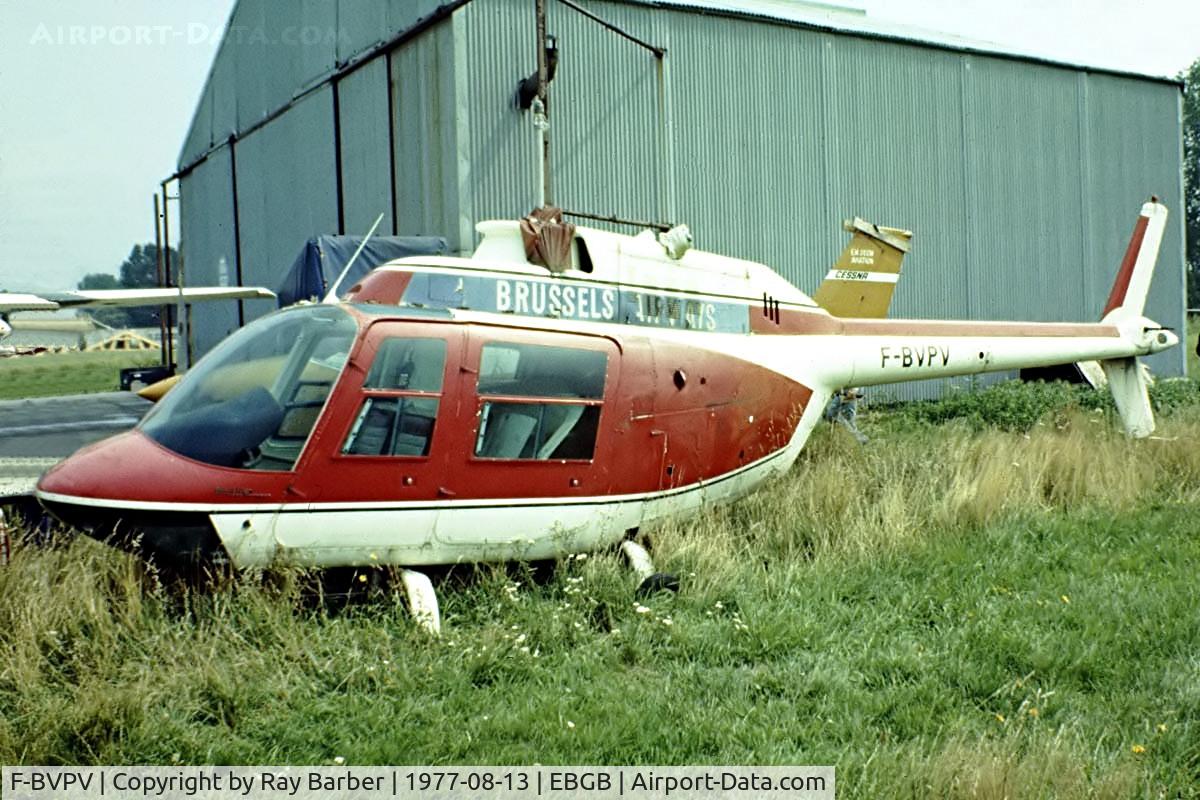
left=37, top=432, right=230, bottom=572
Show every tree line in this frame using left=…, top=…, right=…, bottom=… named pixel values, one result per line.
left=77, top=244, right=178, bottom=329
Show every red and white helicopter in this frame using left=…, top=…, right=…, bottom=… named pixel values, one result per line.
left=34, top=201, right=1176, bottom=631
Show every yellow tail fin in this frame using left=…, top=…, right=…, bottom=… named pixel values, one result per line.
left=812, top=217, right=912, bottom=318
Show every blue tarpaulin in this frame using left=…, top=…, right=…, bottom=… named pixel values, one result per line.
left=276, top=235, right=449, bottom=307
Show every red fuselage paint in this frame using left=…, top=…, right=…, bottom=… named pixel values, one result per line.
left=38, top=308, right=811, bottom=510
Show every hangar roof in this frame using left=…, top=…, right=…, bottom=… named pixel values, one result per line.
left=638, top=0, right=1179, bottom=81
left=177, top=0, right=1180, bottom=174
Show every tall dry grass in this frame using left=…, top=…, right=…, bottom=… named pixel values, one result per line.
left=649, top=403, right=1200, bottom=583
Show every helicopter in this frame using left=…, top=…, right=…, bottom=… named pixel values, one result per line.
left=34, top=201, right=1176, bottom=632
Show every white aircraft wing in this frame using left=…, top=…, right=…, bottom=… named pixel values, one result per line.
left=0, top=293, right=62, bottom=312
left=1, top=287, right=274, bottom=342
left=30, top=287, right=276, bottom=308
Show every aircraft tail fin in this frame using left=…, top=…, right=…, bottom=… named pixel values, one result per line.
left=812, top=217, right=912, bottom=318
left=1100, top=199, right=1168, bottom=323
left=1094, top=199, right=1170, bottom=437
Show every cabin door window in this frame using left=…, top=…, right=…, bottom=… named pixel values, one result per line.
left=341, top=337, right=448, bottom=457
left=473, top=341, right=607, bottom=461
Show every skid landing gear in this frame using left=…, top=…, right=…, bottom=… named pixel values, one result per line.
left=400, top=569, right=441, bottom=635
left=620, top=540, right=680, bottom=597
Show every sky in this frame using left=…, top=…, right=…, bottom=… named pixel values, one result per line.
left=865, top=0, right=1200, bottom=78
left=0, top=0, right=237, bottom=294
left=0, top=0, right=1197, bottom=295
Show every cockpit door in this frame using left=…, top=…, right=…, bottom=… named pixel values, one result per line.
left=269, top=320, right=466, bottom=565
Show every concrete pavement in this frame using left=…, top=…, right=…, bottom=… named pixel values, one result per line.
left=0, top=391, right=152, bottom=498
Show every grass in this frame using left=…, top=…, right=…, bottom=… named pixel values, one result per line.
left=2, top=381, right=1199, bottom=797
left=0, top=350, right=161, bottom=400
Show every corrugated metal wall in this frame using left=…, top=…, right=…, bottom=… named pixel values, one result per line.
left=961, top=56, right=1087, bottom=323
left=460, top=1, right=540, bottom=223
left=1084, top=73, right=1187, bottom=378
left=179, top=1, right=467, bottom=352
left=179, top=0, right=457, bottom=167
left=452, top=0, right=1184, bottom=395
left=545, top=2, right=668, bottom=224
left=233, top=88, right=339, bottom=325
left=178, top=146, right=240, bottom=356
left=335, top=0, right=461, bottom=65
left=338, top=58, right=396, bottom=235
left=180, top=0, right=337, bottom=166
left=177, top=0, right=1186, bottom=392
left=391, top=20, right=472, bottom=246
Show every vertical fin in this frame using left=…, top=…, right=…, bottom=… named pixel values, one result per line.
left=1100, top=200, right=1168, bottom=321
left=812, top=217, right=912, bottom=318
left=1076, top=200, right=1171, bottom=390
left=1094, top=199, right=1170, bottom=437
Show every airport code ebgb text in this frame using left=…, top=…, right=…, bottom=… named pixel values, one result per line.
left=2, top=766, right=835, bottom=800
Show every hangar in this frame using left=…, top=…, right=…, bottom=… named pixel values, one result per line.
left=170, top=0, right=1187, bottom=394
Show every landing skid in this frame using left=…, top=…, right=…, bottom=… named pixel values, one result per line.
left=398, top=538, right=681, bottom=634
left=400, top=568, right=442, bottom=635
left=621, top=539, right=680, bottom=597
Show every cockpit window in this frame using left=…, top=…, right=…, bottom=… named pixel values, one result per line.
left=140, top=305, right=358, bottom=471
left=364, top=337, right=446, bottom=392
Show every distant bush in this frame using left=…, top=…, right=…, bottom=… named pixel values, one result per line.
left=1149, top=376, right=1200, bottom=413
left=892, top=380, right=1078, bottom=432
left=886, top=376, right=1200, bottom=433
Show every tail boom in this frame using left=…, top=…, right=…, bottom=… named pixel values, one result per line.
left=810, top=319, right=1175, bottom=391
left=796, top=199, right=1177, bottom=437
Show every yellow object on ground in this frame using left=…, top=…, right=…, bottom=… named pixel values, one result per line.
left=137, top=374, right=182, bottom=402
left=86, top=331, right=160, bottom=352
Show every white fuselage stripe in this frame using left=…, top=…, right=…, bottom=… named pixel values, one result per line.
left=383, top=264, right=822, bottom=310
left=35, top=446, right=791, bottom=515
